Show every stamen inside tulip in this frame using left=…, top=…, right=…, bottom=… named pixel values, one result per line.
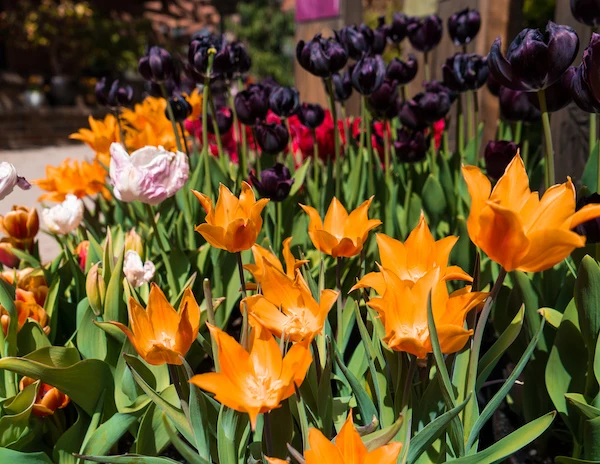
left=283, top=307, right=313, bottom=338
left=152, top=332, right=175, bottom=350
left=246, top=374, right=284, bottom=402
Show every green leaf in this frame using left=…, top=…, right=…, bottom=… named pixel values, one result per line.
left=162, top=414, right=210, bottom=464
left=421, top=175, right=447, bottom=218
left=289, top=158, right=311, bottom=197
left=363, top=413, right=403, bottom=451
left=217, top=406, right=239, bottom=464
left=0, top=448, right=52, bottom=463
left=449, top=412, right=555, bottom=463
left=136, top=389, right=177, bottom=456
left=538, top=307, right=564, bottom=329
left=74, top=454, right=179, bottom=463
left=0, top=380, right=37, bottom=447
left=81, top=413, right=139, bottom=456
left=104, top=249, right=126, bottom=324
left=556, top=458, right=600, bottom=463
left=565, top=393, right=600, bottom=420
left=575, top=256, right=600, bottom=354
left=76, top=300, right=107, bottom=361
left=584, top=415, right=600, bottom=460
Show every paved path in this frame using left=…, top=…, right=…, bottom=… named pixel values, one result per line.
left=0, top=145, right=95, bottom=263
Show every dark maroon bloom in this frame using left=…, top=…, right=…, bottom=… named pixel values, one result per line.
left=296, top=34, right=348, bottom=77
left=484, top=140, right=519, bottom=180
left=448, top=8, right=481, bottom=46
left=166, top=96, right=192, bottom=122
left=213, top=40, right=252, bottom=76
left=269, top=86, right=300, bottom=118
left=386, top=55, right=418, bottom=85
left=255, top=121, right=289, bottom=155
left=571, top=0, right=600, bottom=27
left=368, top=79, right=399, bottom=119
left=189, top=34, right=224, bottom=76
left=393, top=128, right=429, bottom=163
left=442, top=53, right=488, bottom=92
left=498, top=87, right=541, bottom=122
left=488, top=21, right=579, bottom=91
left=139, top=46, right=175, bottom=83
left=337, top=25, right=373, bottom=60
left=332, top=71, right=353, bottom=102
left=386, top=12, right=409, bottom=44
left=234, top=84, right=269, bottom=125
left=487, top=73, right=502, bottom=96
left=207, top=107, right=234, bottom=135
left=95, top=78, right=133, bottom=107
left=351, top=54, right=386, bottom=95
left=575, top=193, right=600, bottom=243
left=372, top=17, right=388, bottom=54
left=407, top=15, right=443, bottom=52
left=528, top=69, right=574, bottom=112
left=250, top=163, right=294, bottom=201
left=569, top=34, right=600, bottom=113
left=297, top=103, right=325, bottom=129
left=399, top=84, right=452, bottom=130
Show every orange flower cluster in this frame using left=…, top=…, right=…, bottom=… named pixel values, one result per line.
left=70, top=114, right=120, bottom=166
left=0, top=206, right=39, bottom=267
left=19, top=377, right=70, bottom=417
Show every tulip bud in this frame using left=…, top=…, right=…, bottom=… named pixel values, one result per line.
left=95, top=77, right=133, bottom=107
left=372, top=17, right=388, bottom=55
left=255, top=121, right=289, bottom=155
left=296, top=34, right=348, bottom=77
left=19, top=377, right=70, bottom=417
left=269, top=86, right=300, bottom=118
left=401, top=84, right=453, bottom=129
left=448, top=8, right=481, bottom=46
left=407, top=15, right=443, bottom=52
left=42, top=195, right=84, bottom=235
left=124, top=250, right=155, bottom=288
left=0, top=206, right=39, bottom=248
left=368, top=79, right=399, bottom=119
left=484, top=140, right=519, bottom=180
left=234, top=84, right=269, bottom=125
left=337, top=25, right=373, bottom=60
left=207, top=107, right=234, bottom=134
left=386, top=55, right=418, bottom=86
left=297, top=103, right=325, bottom=129
left=498, top=87, right=541, bottom=122
left=189, top=33, right=223, bottom=76
left=332, top=71, right=353, bottom=102
left=109, top=143, right=189, bottom=205
left=86, top=263, right=106, bottom=316
left=442, top=53, right=489, bottom=92
left=166, top=96, right=192, bottom=122
left=125, top=228, right=144, bottom=257
left=249, top=163, right=294, bottom=202
left=0, top=162, right=30, bottom=201
left=351, top=55, right=386, bottom=95
left=213, top=40, right=252, bottom=76
left=527, top=69, right=574, bottom=112
left=569, top=34, right=600, bottom=113
left=75, top=240, right=89, bottom=271
left=575, top=193, right=600, bottom=243
left=138, top=46, right=175, bottom=83
left=0, top=239, right=18, bottom=268
left=393, top=128, right=429, bottom=163
left=386, top=12, right=409, bottom=44
left=571, top=0, right=600, bottom=27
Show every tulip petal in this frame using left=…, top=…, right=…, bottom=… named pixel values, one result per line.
left=365, top=443, right=403, bottom=464
left=299, top=204, right=324, bottom=231
left=318, top=289, right=339, bottom=323
left=225, top=217, right=256, bottom=252
left=249, top=325, right=283, bottom=380
left=546, top=21, right=580, bottom=84
left=462, top=164, right=492, bottom=241
left=488, top=37, right=527, bottom=90
left=569, top=203, right=600, bottom=229
left=490, top=155, right=531, bottom=211
left=147, top=284, right=179, bottom=337
left=189, top=372, right=250, bottom=413
left=376, top=233, right=408, bottom=279
left=335, top=413, right=368, bottom=463
left=524, top=180, right=575, bottom=232
left=282, top=237, right=308, bottom=277
left=196, top=224, right=227, bottom=250
left=245, top=295, right=289, bottom=339
left=257, top=261, right=303, bottom=311
left=280, top=341, right=312, bottom=399
left=207, top=324, right=251, bottom=391
left=107, top=320, right=149, bottom=360
left=144, top=345, right=182, bottom=365
left=214, top=183, right=239, bottom=224
left=192, top=190, right=214, bottom=221
left=444, top=265, right=474, bottom=282
left=251, top=244, right=284, bottom=275
left=179, top=287, right=201, bottom=335
left=331, top=237, right=360, bottom=258
left=431, top=324, right=473, bottom=355
left=305, top=428, right=344, bottom=463
left=351, top=272, right=387, bottom=295
left=324, top=197, right=349, bottom=238
left=311, top=229, right=340, bottom=255
left=238, top=181, right=257, bottom=215
left=517, top=228, right=586, bottom=272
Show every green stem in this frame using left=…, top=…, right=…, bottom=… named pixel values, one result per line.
left=237, top=78, right=249, bottom=181
left=364, top=97, right=375, bottom=197
left=325, top=77, right=341, bottom=198
left=208, top=87, right=225, bottom=170
left=336, top=257, right=343, bottom=346
left=424, top=52, right=430, bottom=82
left=228, top=88, right=246, bottom=180
left=514, top=121, right=523, bottom=145
left=202, top=54, right=215, bottom=197
left=537, top=89, right=555, bottom=188
left=145, top=203, right=167, bottom=252
left=251, top=127, right=261, bottom=175
left=429, top=126, right=437, bottom=176
left=312, top=128, right=320, bottom=188
left=473, top=90, right=480, bottom=162
left=522, top=124, right=530, bottom=170
left=203, top=278, right=219, bottom=371
left=275, top=201, right=282, bottom=255
left=161, top=85, right=184, bottom=153
left=466, top=90, right=475, bottom=143
left=457, top=95, right=464, bottom=156
left=178, top=122, right=190, bottom=157
left=384, top=120, right=391, bottom=182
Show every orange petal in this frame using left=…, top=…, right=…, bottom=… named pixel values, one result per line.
left=147, top=284, right=179, bottom=337
left=127, top=297, right=155, bottom=352
left=331, top=237, right=360, bottom=258
left=144, top=345, right=182, bottom=365
left=299, top=204, right=324, bottom=232
left=318, top=289, right=339, bottom=322
left=305, top=428, right=344, bottom=463
left=490, top=155, right=531, bottom=211
left=258, top=261, right=303, bottom=311
left=461, top=165, right=492, bottom=241
left=524, top=180, right=575, bottom=232
left=324, top=197, right=349, bottom=238
left=335, top=412, right=368, bottom=463
left=249, top=325, right=283, bottom=380
left=214, top=183, right=239, bottom=225
left=225, top=217, right=257, bottom=252
left=376, top=233, right=408, bottom=279
left=569, top=203, right=600, bottom=229
left=311, top=229, right=340, bottom=255
left=207, top=324, right=251, bottom=390
left=365, top=443, right=403, bottom=464
left=431, top=324, right=474, bottom=355
left=351, top=272, right=387, bottom=295
left=251, top=244, right=284, bottom=275
left=107, top=320, right=148, bottom=359
left=179, top=287, right=201, bottom=336
left=279, top=341, right=312, bottom=400
left=189, top=372, right=250, bottom=413
left=195, top=224, right=228, bottom=250
left=443, top=265, right=473, bottom=282
left=517, top=228, right=586, bottom=272
left=238, top=181, right=257, bottom=214
left=192, top=190, right=214, bottom=220
left=244, top=295, right=289, bottom=339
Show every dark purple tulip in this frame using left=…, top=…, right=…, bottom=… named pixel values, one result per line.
left=351, top=54, right=386, bottom=95
left=425, top=80, right=458, bottom=104
left=498, top=87, right=541, bottom=122
left=386, top=12, right=409, bottom=44
left=368, top=79, right=399, bottom=119
left=569, top=34, right=600, bottom=112
left=484, top=140, right=519, bottom=180
left=269, top=86, right=300, bottom=118
left=442, top=53, right=489, bottom=92
left=296, top=34, right=348, bottom=77
left=207, top=107, right=234, bottom=135
left=386, top=55, right=418, bottom=85
left=527, top=69, right=574, bottom=112
left=166, top=96, right=192, bottom=122
left=448, top=8, right=481, bottom=46
left=487, top=73, right=502, bottom=96
left=95, top=78, right=133, bottom=107
left=189, top=33, right=224, bottom=76
left=332, top=71, right=353, bottom=102
left=250, top=163, right=294, bottom=202
left=400, top=85, right=452, bottom=130
left=372, top=17, right=388, bottom=54
left=298, top=103, right=325, bottom=129
left=571, top=0, right=600, bottom=27
left=234, top=84, right=269, bottom=125
left=393, top=128, right=429, bottom=163
left=575, top=193, right=600, bottom=243
left=407, top=15, right=443, bottom=52
left=213, top=41, right=252, bottom=76
left=398, top=101, right=427, bottom=131
left=255, top=122, right=289, bottom=155
left=488, top=21, right=579, bottom=91
left=337, top=25, right=373, bottom=60
left=139, top=46, right=175, bottom=83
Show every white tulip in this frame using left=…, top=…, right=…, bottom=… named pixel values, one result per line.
left=42, top=195, right=84, bottom=235
left=123, top=250, right=155, bottom=288
left=0, top=162, right=31, bottom=200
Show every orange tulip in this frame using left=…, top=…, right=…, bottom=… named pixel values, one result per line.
left=0, top=206, right=39, bottom=249
left=193, top=182, right=269, bottom=253
left=305, top=411, right=402, bottom=464
left=463, top=155, right=600, bottom=272
left=300, top=197, right=381, bottom=258
left=352, top=212, right=471, bottom=295
left=245, top=237, right=308, bottom=282
left=367, top=268, right=488, bottom=359
left=190, top=324, right=312, bottom=429
left=19, top=377, right=70, bottom=417
left=1, top=299, right=49, bottom=335
left=108, top=284, right=201, bottom=365
left=244, top=260, right=338, bottom=342
left=69, top=114, right=120, bottom=166
left=265, top=458, right=288, bottom=464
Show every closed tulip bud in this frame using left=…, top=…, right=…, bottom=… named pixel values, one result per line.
left=138, top=46, right=175, bottom=83
left=393, top=128, right=429, bottom=163
left=109, top=143, right=189, bottom=205
left=0, top=162, right=30, bottom=201
left=207, top=107, right=234, bottom=134
left=351, top=54, right=386, bottom=95
left=189, top=33, right=224, bottom=76
left=296, top=33, right=348, bottom=77
left=498, top=87, right=541, bottom=122
left=95, top=78, right=133, bottom=107
left=398, top=101, right=427, bottom=131
left=372, top=17, right=388, bottom=54
left=337, top=25, right=373, bottom=60
left=234, top=84, right=269, bottom=125
left=386, top=55, right=418, bottom=85
left=332, top=71, right=353, bottom=102
left=448, top=8, right=481, bottom=46
left=401, top=85, right=452, bottom=129
left=19, top=377, right=70, bottom=417
left=166, top=96, right=192, bottom=122
left=387, top=12, right=409, bottom=44
left=214, top=40, right=251, bottom=76
left=368, top=79, right=399, bottom=119
left=249, top=163, right=294, bottom=202
left=571, top=0, right=600, bottom=27
left=575, top=193, right=600, bottom=243
left=86, top=263, right=106, bottom=316
left=484, top=140, right=519, bottom=180
left=124, top=250, right=156, bottom=288
left=42, top=195, right=84, bottom=235
left=0, top=239, right=18, bottom=268
left=269, top=86, right=300, bottom=117
left=297, top=103, right=325, bottom=129
left=125, top=229, right=143, bottom=257
left=488, top=21, right=579, bottom=91
left=407, top=15, right=443, bottom=52
left=569, top=34, right=600, bottom=112
left=442, top=53, right=489, bottom=92
left=255, top=121, right=289, bottom=155
left=527, top=69, right=574, bottom=112
left=0, top=206, right=39, bottom=247
left=75, top=240, right=89, bottom=270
